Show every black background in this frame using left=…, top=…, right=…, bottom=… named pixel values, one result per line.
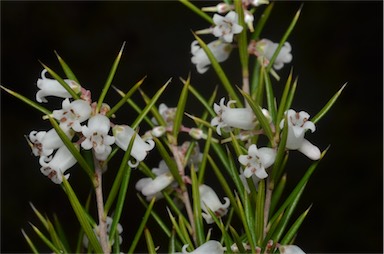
left=1, top=1, right=383, bottom=253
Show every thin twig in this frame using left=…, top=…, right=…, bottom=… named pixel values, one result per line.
left=94, top=157, right=111, bottom=254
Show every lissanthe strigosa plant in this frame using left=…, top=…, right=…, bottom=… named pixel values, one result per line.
left=1, top=1, right=346, bottom=253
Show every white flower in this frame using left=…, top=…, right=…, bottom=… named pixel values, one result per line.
left=39, top=145, right=78, bottom=184
left=83, top=216, right=123, bottom=248
left=28, top=128, right=74, bottom=157
left=279, top=245, right=306, bottom=254
left=191, top=40, right=232, bottom=74
left=152, top=103, right=177, bottom=126
left=36, top=69, right=81, bottom=103
left=182, top=240, right=225, bottom=254
left=52, top=98, right=92, bottom=132
left=199, top=184, right=230, bottom=224
left=113, top=125, right=155, bottom=168
left=244, top=10, right=255, bottom=32
left=211, top=97, right=256, bottom=135
left=238, top=144, right=276, bottom=179
left=279, top=109, right=321, bottom=160
left=81, top=114, right=115, bottom=161
left=254, top=39, right=292, bottom=70
left=201, top=3, right=232, bottom=14
left=212, top=11, right=243, bottom=43
left=136, top=160, right=176, bottom=201
left=249, top=0, right=270, bottom=7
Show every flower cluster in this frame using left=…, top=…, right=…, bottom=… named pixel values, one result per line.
left=27, top=69, right=155, bottom=184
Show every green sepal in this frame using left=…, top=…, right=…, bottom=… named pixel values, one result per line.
left=54, top=51, right=80, bottom=83
left=0, top=85, right=51, bottom=116
left=40, top=62, right=80, bottom=100
left=47, top=115, right=96, bottom=186
left=311, top=83, right=347, bottom=124
left=21, top=229, right=39, bottom=254
left=145, top=228, right=156, bottom=254
left=61, top=177, right=103, bottom=253
left=193, top=33, right=242, bottom=106
left=107, top=76, right=146, bottom=118
left=96, top=42, right=125, bottom=113
left=179, top=0, right=214, bottom=24
left=127, top=197, right=156, bottom=254
left=172, top=76, right=190, bottom=140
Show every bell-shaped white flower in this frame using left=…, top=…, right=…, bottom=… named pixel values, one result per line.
left=254, top=38, right=292, bottom=70
left=81, top=114, right=115, bottom=161
left=191, top=40, right=232, bottom=74
left=182, top=240, right=225, bottom=254
left=239, top=144, right=276, bottom=179
left=39, top=144, right=78, bottom=184
left=212, top=11, right=243, bottom=43
left=53, top=98, right=92, bottom=132
left=28, top=128, right=74, bottom=157
left=280, top=109, right=321, bottom=160
left=83, top=216, right=123, bottom=248
left=113, top=125, right=155, bottom=168
left=36, top=69, right=82, bottom=103
left=199, top=184, right=230, bottom=224
left=279, top=245, right=306, bottom=254
left=211, top=97, right=256, bottom=135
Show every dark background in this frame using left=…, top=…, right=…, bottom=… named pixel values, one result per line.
left=1, top=1, right=382, bottom=253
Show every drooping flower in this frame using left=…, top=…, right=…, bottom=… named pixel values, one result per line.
left=212, top=11, right=243, bottom=43
left=52, top=98, right=92, bottom=132
left=279, top=245, right=306, bottom=254
left=279, top=109, right=321, bottom=160
left=211, top=97, right=256, bottom=135
left=83, top=216, right=123, bottom=248
left=81, top=114, right=115, bottom=161
left=113, top=125, right=155, bottom=167
left=251, top=38, right=292, bottom=70
left=238, top=144, right=276, bottom=179
left=199, top=184, right=230, bottom=224
left=36, top=69, right=82, bottom=103
left=39, top=144, right=78, bottom=184
left=28, top=128, right=74, bottom=157
left=191, top=40, right=232, bottom=74
left=244, top=10, right=255, bottom=32
left=182, top=240, right=225, bottom=254
left=201, top=3, right=232, bottom=14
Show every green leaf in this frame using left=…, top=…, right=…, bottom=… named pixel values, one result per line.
left=263, top=70, right=276, bottom=122
left=96, top=42, right=125, bottom=113
left=53, top=213, right=71, bottom=251
left=311, top=83, right=347, bottom=124
left=252, top=2, right=275, bottom=40
left=239, top=89, right=275, bottom=145
left=229, top=226, right=246, bottom=253
left=0, top=85, right=51, bottom=116
left=191, top=163, right=205, bottom=245
left=270, top=116, right=289, bottom=186
left=266, top=5, right=302, bottom=73
left=256, top=179, right=265, bottom=245
left=61, top=177, right=103, bottom=253
left=128, top=197, right=156, bottom=254
left=235, top=193, right=256, bottom=253
left=280, top=205, right=312, bottom=245
left=54, top=51, right=80, bottom=83
left=29, top=202, right=49, bottom=230
left=131, top=80, right=171, bottom=130
left=198, top=128, right=212, bottom=184
left=285, top=76, right=298, bottom=111
left=40, top=62, right=80, bottom=100
left=46, top=218, right=68, bottom=254
left=107, top=76, right=146, bottom=118
left=275, top=69, right=294, bottom=133
left=21, top=229, right=39, bottom=254
left=47, top=116, right=96, bottom=186
left=269, top=174, right=287, bottom=218
left=29, top=223, right=62, bottom=253
left=188, top=84, right=217, bottom=117
left=166, top=208, right=194, bottom=251
left=179, top=0, right=214, bottom=24
left=193, top=33, right=242, bottom=106
left=145, top=228, right=156, bottom=254
left=173, top=76, right=190, bottom=140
